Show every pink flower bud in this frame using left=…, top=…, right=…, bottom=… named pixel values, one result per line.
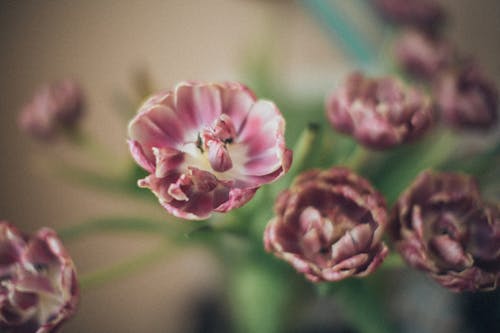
left=391, top=170, right=500, bottom=292
left=18, top=80, right=84, bottom=141
left=128, top=81, right=292, bottom=220
left=0, top=222, right=78, bottom=332
left=264, top=167, right=389, bottom=282
left=434, top=61, right=498, bottom=130
left=374, top=0, right=445, bottom=35
left=326, top=72, right=434, bottom=149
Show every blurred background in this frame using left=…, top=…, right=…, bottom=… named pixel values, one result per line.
left=0, top=1, right=499, bottom=332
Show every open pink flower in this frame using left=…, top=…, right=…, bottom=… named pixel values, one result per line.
left=128, top=81, right=292, bottom=220
left=0, top=222, right=79, bottom=333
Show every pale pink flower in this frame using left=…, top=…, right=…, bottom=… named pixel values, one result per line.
left=128, top=81, right=292, bottom=220
left=264, top=167, right=389, bottom=282
left=0, top=222, right=79, bottom=333
left=18, top=80, right=84, bottom=141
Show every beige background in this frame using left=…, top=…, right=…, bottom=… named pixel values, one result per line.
left=0, top=1, right=499, bottom=332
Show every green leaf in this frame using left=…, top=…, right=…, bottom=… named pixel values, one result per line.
left=229, top=262, right=290, bottom=333
left=318, top=279, right=396, bottom=333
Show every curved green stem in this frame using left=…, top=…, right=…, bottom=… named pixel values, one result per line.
left=276, top=123, right=321, bottom=193
left=79, top=243, right=170, bottom=290
left=58, top=217, right=177, bottom=242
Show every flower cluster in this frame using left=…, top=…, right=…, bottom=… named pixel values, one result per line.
left=8, top=3, right=499, bottom=333
left=0, top=222, right=78, bottom=333
left=128, top=81, right=292, bottom=219
left=375, top=0, right=499, bottom=130
left=19, top=80, right=84, bottom=141
left=391, top=171, right=499, bottom=292
left=264, top=167, right=388, bottom=282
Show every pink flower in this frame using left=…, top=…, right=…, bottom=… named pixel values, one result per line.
left=374, top=0, right=445, bottom=35
left=391, top=171, right=500, bottom=292
left=0, top=222, right=79, bottom=333
left=395, top=29, right=454, bottom=80
left=18, top=80, right=84, bottom=141
left=434, top=61, right=498, bottom=130
left=326, top=72, right=434, bottom=150
left=128, top=81, right=292, bottom=220
left=264, top=167, right=389, bottom=282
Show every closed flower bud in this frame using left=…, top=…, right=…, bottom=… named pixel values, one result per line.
left=395, top=29, right=454, bottom=80
left=391, top=170, right=500, bottom=292
left=326, top=72, right=434, bottom=149
left=128, top=81, right=292, bottom=220
left=434, top=62, right=498, bottom=130
left=18, top=80, right=84, bottom=141
left=264, top=167, right=389, bottom=282
left=374, top=0, right=445, bottom=35
left=0, top=222, right=79, bottom=332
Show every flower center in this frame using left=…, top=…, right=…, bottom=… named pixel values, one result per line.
left=197, top=114, right=237, bottom=173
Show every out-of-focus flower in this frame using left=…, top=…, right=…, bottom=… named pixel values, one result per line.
left=395, top=29, right=454, bottom=79
left=264, top=167, right=388, bottom=282
left=374, top=0, right=445, bottom=35
left=326, top=72, right=434, bottom=150
left=0, top=222, right=79, bottom=333
left=18, top=80, right=84, bottom=141
left=434, top=62, right=499, bottom=130
left=391, top=170, right=500, bottom=292
left=128, top=81, right=292, bottom=220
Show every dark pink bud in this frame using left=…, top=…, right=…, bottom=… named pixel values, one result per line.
left=18, top=80, right=84, bottom=141
left=0, top=222, right=78, bottom=332
left=391, top=170, right=500, bottom=292
left=207, top=140, right=233, bottom=172
left=434, top=61, right=498, bottom=130
left=395, top=29, right=454, bottom=79
left=264, top=167, right=389, bottom=282
left=128, top=81, right=292, bottom=220
left=374, top=0, right=445, bottom=35
left=326, top=72, right=434, bottom=149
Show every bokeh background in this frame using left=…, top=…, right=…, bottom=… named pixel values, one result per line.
left=0, top=1, right=499, bottom=332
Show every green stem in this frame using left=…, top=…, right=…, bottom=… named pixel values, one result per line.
left=276, top=123, right=321, bottom=193
left=79, top=243, right=169, bottom=290
left=289, top=123, right=321, bottom=178
left=58, top=217, right=177, bottom=242
left=345, top=144, right=370, bottom=171
left=381, top=252, right=405, bottom=269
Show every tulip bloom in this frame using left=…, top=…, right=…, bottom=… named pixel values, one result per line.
left=0, top=222, right=78, bottom=333
left=18, top=80, right=84, bottom=141
left=395, top=29, right=453, bottom=79
left=326, top=72, right=434, bottom=149
left=434, top=62, right=498, bottom=130
left=264, top=167, right=388, bottom=282
left=374, top=0, right=445, bottom=35
left=391, top=170, right=500, bottom=292
left=128, top=81, right=292, bottom=220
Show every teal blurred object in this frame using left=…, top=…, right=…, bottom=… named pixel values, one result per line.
left=301, top=0, right=377, bottom=68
